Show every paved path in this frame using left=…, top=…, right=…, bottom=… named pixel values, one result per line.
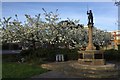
left=31, top=71, right=78, bottom=78
left=30, top=61, right=120, bottom=79
left=31, top=61, right=83, bottom=78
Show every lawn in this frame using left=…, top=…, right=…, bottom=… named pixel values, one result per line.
left=2, top=62, right=48, bottom=79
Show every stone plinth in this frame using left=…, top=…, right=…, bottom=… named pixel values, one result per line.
left=78, top=59, right=105, bottom=65
left=78, top=50, right=105, bottom=65
left=78, top=23, right=105, bottom=65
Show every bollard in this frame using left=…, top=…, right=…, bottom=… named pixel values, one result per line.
left=58, top=54, right=61, bottom=61
left=61, top=54, right=64, bottom=61
left=56, top=54, right=64, bottom=62
left=56, top=55, right=58, bottom=62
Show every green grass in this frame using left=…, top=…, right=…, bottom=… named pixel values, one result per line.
left=2, top=62, right=48, bottom=79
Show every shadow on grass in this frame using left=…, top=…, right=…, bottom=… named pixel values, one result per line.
left=2, top=62, right=48, bottom=79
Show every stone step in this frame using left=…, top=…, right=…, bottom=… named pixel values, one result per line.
left=41, top=61, right=119, bottom=78
left=70, top=63, right=116, bottom=70
left=63, top=70, right=118, bottom=78
left=58, top=65, right=119, bottom=78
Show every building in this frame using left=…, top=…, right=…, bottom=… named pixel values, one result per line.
left=111, top=30, right=120, bottom=49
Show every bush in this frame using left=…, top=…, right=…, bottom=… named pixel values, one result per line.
left=2, top=54, right=19, bottom=62
left=2, top=43, right=21, bottom=50
left=104, top=49, right=120, bottom=61
left=64, top=49, right=78, bottom=60
left=2, top=43, right=9, bottom=50
left=118, top=45, right=120, bottom=51
left=20, top=49, right=34, bottom=56
left=20, top=48, right=78, bottom=63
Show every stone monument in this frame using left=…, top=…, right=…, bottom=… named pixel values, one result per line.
left=78, top=10, right=105, bottom=65
left=86, top=10, right=95, bottom=50
left=41, top=10, right=118, bottom=78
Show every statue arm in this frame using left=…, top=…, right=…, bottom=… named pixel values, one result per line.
left=87, top=11, right=89, bottom=15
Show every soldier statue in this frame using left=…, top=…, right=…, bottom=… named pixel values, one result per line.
left=87, top=10, right=94, bottom=26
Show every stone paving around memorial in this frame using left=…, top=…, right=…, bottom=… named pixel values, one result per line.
left=31, top=61, right=120, bottom=78
left=31, top=61, right=81, bottom=78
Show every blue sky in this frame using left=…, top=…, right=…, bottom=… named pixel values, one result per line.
left=2, top=2, right=118, bottom=31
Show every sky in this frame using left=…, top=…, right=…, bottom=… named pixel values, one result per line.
left=1, top=0, right=119, bottom=2
left=2, top=2, right=118, bottom=31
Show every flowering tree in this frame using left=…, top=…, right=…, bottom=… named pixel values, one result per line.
left=93, top=27, right=112, bottom=49
left=1, top=9, right=112, bottom=50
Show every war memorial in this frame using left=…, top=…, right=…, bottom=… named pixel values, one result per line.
left=41, top=9, right=119, bottom=78
left=69, top=10, right=118, bottom=78
left=78, top=10, right=105, bottom=65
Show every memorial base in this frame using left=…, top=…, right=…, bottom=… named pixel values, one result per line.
left=78, top=59, right=105, bottom=65
left=78, top=50, right=105, bottom=65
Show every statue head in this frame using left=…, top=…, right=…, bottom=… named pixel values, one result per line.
left=90, top=10, right=92, bottom=13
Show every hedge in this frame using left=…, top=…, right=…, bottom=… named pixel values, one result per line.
left=20, top=48, right=78, bottom=63
left=104, top=49, right=120, bottom=61
left=20, top=48, right=120, bottom=63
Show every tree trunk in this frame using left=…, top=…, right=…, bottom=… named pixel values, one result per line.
left=32, top=40, right=36, bottom=50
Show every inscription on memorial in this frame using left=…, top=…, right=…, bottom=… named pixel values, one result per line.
left=84, top=53, right=93, bottom=59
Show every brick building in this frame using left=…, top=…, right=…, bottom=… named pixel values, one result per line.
left=111, top=30, right=120, bottom=49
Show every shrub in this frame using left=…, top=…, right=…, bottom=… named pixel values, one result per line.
left=118, top=45, right=120, bottom=52
left=104, top=49, right=119, bottom=61
left=20, top=48, right=78, bottom=63
left=2, top=54, right=19, bottom=62
left=2, top=43, right=21, bottom=50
